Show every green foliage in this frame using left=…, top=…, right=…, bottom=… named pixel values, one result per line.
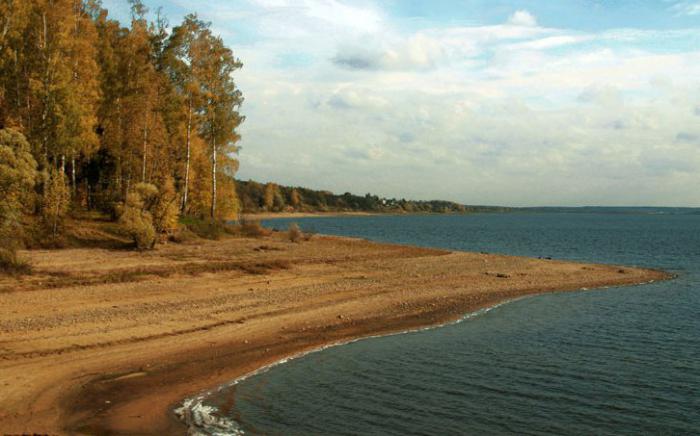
left=0, top=128, right=36, bottom=272
left=236, top=180, right=496, bottom=215
left=180, top=215, right=225, bottom=240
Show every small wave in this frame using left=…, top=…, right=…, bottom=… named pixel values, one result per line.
left=174, top=297, right=524, bottom=435
left=177, top=280, right=662, bottom=435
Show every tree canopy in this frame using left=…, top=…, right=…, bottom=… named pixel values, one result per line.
left=0, top=0, right=245, bottom=226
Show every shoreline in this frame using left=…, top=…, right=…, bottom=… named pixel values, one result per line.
left=0, top=233, right=670, bottom=435
left=174, top=280, right=660, bottom=435
left=174, top=295, right=530, bottom=434
left=242, top=211, right=377, bottom=220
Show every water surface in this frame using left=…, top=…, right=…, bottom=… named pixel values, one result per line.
left=201, top=212, right=700, bottom=435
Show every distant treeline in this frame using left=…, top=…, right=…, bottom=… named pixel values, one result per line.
left=237, top=180, right=510, bottom=214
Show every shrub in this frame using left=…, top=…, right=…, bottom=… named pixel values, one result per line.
left=240, top=219, right=271, bottom=238
left=0, top=247, right=31, bottom=275
left=0, top=128, right=37, bottom=272
left=41, top=169, right=70, bottom=242
left=287, top=222, right=303, bottom=242
left=117, top=184, right=158, bottom=250
left=151, top=177, right=180, bottom=236
left=169, top=227, right=197, bottom=243
left=303, top=226, right=317, bottom=241
left=180, top=216, right=225, bottom=240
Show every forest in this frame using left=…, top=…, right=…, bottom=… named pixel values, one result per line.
left=237, top=180, right=510, bottom=214
left=0, top=0, right=244, bottom=262
left=0, top=0, right=503, bottom=273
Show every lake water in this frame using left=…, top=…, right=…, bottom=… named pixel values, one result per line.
left=186, top=212, right=700, bottom=435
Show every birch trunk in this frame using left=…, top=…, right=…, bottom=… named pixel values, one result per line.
left=181, top=97, right=192, bottom=212
left=141, top=111, right=148, bottom=183
left=211, top=137, right=217, bottom=218
left=70, top=155, right=76, bottom=195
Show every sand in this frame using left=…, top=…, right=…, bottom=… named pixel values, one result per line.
left=0, top=233, right=669, bottom=435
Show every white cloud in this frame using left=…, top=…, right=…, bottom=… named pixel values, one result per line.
left=508, top=10, right=537, bottom=27
left=671, top=1, right=700, bottom=15
left=197, top=1, right=700, bottom=206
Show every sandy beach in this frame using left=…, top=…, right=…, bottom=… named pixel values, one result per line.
left=0, top=233, right=669, bottom=435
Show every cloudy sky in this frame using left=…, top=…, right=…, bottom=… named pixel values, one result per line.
left=103, top=0, right=700, bottom=207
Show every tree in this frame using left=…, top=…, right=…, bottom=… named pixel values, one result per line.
left=263, top=183, right=276, bottom=211
left=165, top=15, right=206, bottom=213
left=117, top=182, right=157, bottom=250
left=150, top=176, right=179, bottom=235
left=290, top=189, right=302, bottom=209
left=0, top=128, right=36, bottom=270
left=0, top=1, right=246, bottom=247
left=195, top=24, right=244, bottom=218
left=42, top=168, right=70, bottom=241
left=63, top=0, right=101, bottom=192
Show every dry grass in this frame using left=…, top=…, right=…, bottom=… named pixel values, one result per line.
left=240, top=219, right=272, bottom=238
left=0, top=248, right=31, bottom=276
left=287, top=223, right=303, bottom=243
left=22, top=259, right=293, bottom=291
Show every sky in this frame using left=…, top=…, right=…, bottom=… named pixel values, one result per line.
left=101, top=0, right=700, bottom=207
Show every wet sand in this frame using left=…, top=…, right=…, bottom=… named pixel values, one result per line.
left=0, top=233, right=669, bottom=434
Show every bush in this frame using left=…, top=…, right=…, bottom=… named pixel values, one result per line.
left=287, top=222, right=303, bottom=243
left=117, top=184, right=157, bottom=250
left=151, top=177, right=180, bottom=236
left=180, top=216, right=225, bottom=240
left=0, top=247, right=31, bottom=275
left=240, top=219, right=271, bottom=238
left=0, top=128, right=37, bottom=271
left=116, top=181, right=182, bottom=249
left=41, top=169, right=70, bottom=242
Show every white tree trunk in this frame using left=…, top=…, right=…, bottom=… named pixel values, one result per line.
left=211, top=138, right=217, bottom=218
left=71, top=155, right=76, bottom=195
left=141, top=111, right=148, bottom=183
left=182, top=98, right=192, bottom=212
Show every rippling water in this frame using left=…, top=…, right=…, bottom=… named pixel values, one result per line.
left=191, top=212, right=700, bottom=435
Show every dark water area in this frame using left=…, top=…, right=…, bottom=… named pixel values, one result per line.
left=197, top=212, right=700, bottom=435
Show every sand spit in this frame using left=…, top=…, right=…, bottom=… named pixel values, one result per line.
left=0, top=233, right=669, bottom=434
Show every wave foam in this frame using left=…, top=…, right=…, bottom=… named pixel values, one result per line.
left=175, top=297, right=524, bottom=435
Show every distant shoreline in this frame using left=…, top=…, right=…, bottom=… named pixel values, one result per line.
left=242, top=211, right=377, bottom=220
left=242, top=206, right=700, bottom=221
left=0, top=232, right=670, bottom=434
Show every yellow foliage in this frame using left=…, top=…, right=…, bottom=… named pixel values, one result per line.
left=151, top=177, right=180, bottom=234
left=42, top=169, right=70, bottom=240
left=118, top=181, right=181, bottom=249
left=263, top=183, right=276, bottom=211
left=291, top=189, right=302, bottom=209
left=117, top=183, right=157, bottom=250
left=288, top=222, right=303, bottom=243
left=0, top=129, right=37, bottom=257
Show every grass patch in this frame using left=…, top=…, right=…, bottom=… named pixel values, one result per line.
left=0, top=248, right=31, bottom=276
left=287, top=222, right=303, bottom=243
left=179, top=216, right=232, bottom=240
left=35, top=259, right=292, bottom=290
left=239, top=219, right=272, bottom=238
